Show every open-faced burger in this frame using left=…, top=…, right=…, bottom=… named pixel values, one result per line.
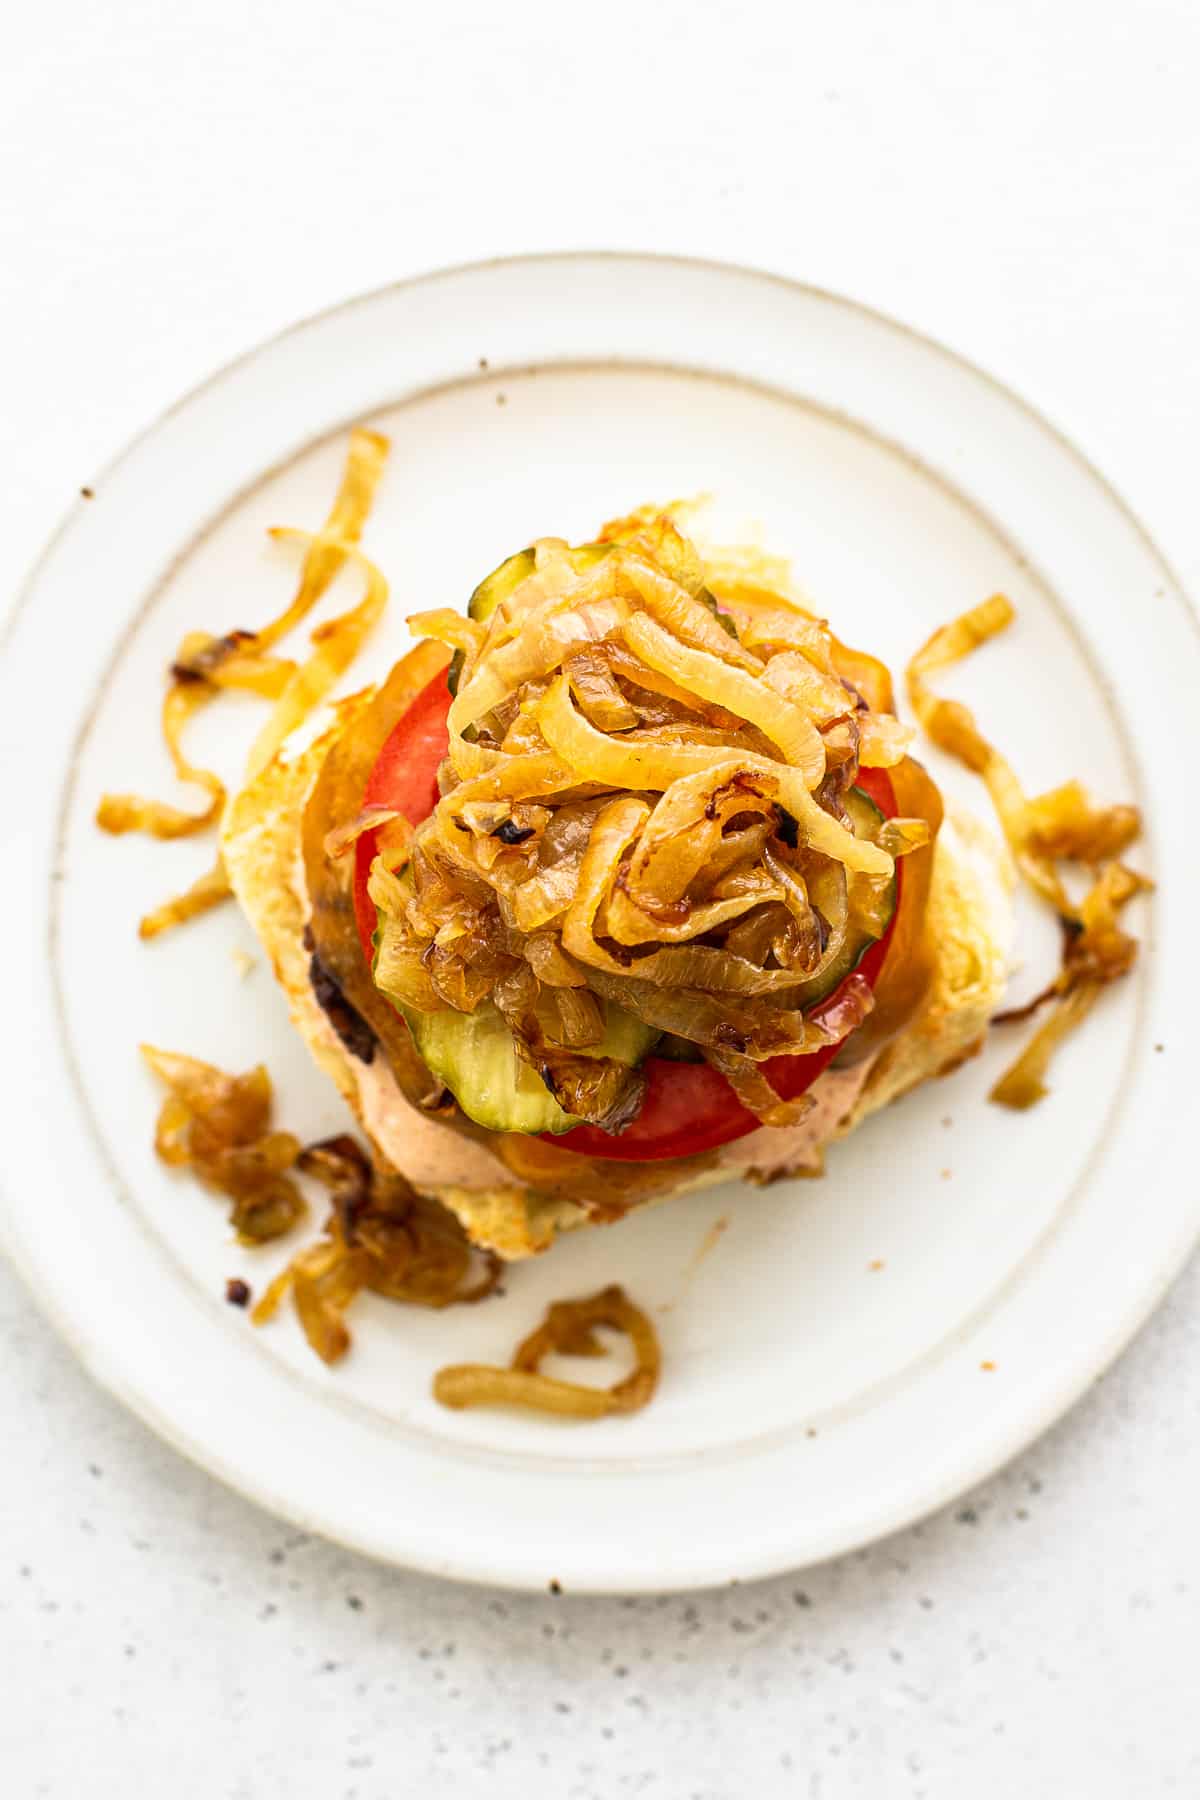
left=221, top=507, right=1014, bottom=1259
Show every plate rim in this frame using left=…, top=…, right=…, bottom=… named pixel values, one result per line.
left=4, top=251, right=1198, bottom=1592
left=8, top=248, right=1193, bottom=650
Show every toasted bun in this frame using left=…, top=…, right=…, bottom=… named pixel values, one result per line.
left=222, top=723, right=1013, bottom=1259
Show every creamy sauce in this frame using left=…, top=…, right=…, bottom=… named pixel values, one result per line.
left=290, top=829, right=876, bottom=1196
left=348, top=1033, right=872, bottom=1193
left=713, top=1063, right=872, bottom=1178
left=354, top=1055, right=512, bottom=1189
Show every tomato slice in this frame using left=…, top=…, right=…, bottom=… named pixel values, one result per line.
left=352, top=674, right=900, bottom=1162
left=352, top=668, right=454, bottom=961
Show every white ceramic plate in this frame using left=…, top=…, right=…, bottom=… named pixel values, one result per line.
left=3, top=255, right=1196, bottom=1593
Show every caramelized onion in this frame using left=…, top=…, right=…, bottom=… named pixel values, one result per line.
left=142, top=1045, right=306, bottom=1244
left=99, top=429, right=387, bottom=843
left=857, top=710, right=914, bottom=768
left=703, top=1046, right=816, bottom=1128
left=1021, top=780, right=1141, bottom=865
left=246, top=531, right=388, bottom=777
left=382, top=514, right=917, bottom=1127
left=876, top=817, right=932, bottom=858
left=906, top=595, right=1069, bottom=910
left=96, top=681, right=226, bottom=840
left=535, top=676, right=890, bottom=877
left=433, top=1285, right=660, bottom=1418
left=406, top=608, right=486, bottom=656
left=99, top=428, right=392, bottom=935
left=192, top=1122, right=502, bottom=1361
left=323, top=805, right=402, bottom=861
left=137, top=855, right=233, bottom=942
left=171, top=630, right=296, bottom=697
left=620, top=553, right=761, bottom=673
left=908, top=596, right=1148, bottom=1109
left=990, top=982, right=1103, bottom=1111
left=624, top=611, right=825, bottom=781
left=990, top=860, right=1151, bottom=1108
left=253, top=428, right=389, bottom=651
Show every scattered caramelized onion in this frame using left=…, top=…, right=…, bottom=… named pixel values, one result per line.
left=990, top=861, right=1152, bottom=1108
left=145, top=1044, right=500, bottom=1362
left=251, top=1133, right=501, bottom=1363
left=99, top=428, right=390, bottom=933
left=96, top=681, right=227, bottom=840
left=141, top=1045, right=306, bottom=1244
left=907, top=596, right=1071, bottom=910
left=907, top=597, right=1149, bottom=1109
left=990, top=982, right=1104, bottom=1111
left=433, top=1284, right=660, bottom=1418
left=245, top=531, right=389, bottom=777
left=1021, top=780, right=1141, bottom=865
left=137, top=855, right=233, bottom=942
left=250, top=428, right=389, bottom=651
left=171, top=629, right=297, bottom=697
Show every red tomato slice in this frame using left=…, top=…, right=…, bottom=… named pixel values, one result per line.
left=352, top=673, right=899, bottom=1162
left=353, top=668, right=454, bottom=960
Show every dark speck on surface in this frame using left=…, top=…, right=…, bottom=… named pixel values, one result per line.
left=225, top=1277, right=251, bottom=1308
left=80, top=486, right=95, bottom=499
left=956, top=1507, right=978, bottom=1525
left=548, top=1578, right=562, bottom=1595
left=346, top=1594, right=363, bottom=1611
left=478, top=356, right=489, bottom=370
left=87, top=1462, right=102, bottom=1478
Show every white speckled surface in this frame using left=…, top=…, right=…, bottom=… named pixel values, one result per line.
left=5, top=1257, right=1200, bottom=1794
left=5, top=2, right=1200, bottom=1790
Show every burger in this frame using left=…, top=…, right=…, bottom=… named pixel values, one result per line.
left=221, top=507, right=1014, bottom=1261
